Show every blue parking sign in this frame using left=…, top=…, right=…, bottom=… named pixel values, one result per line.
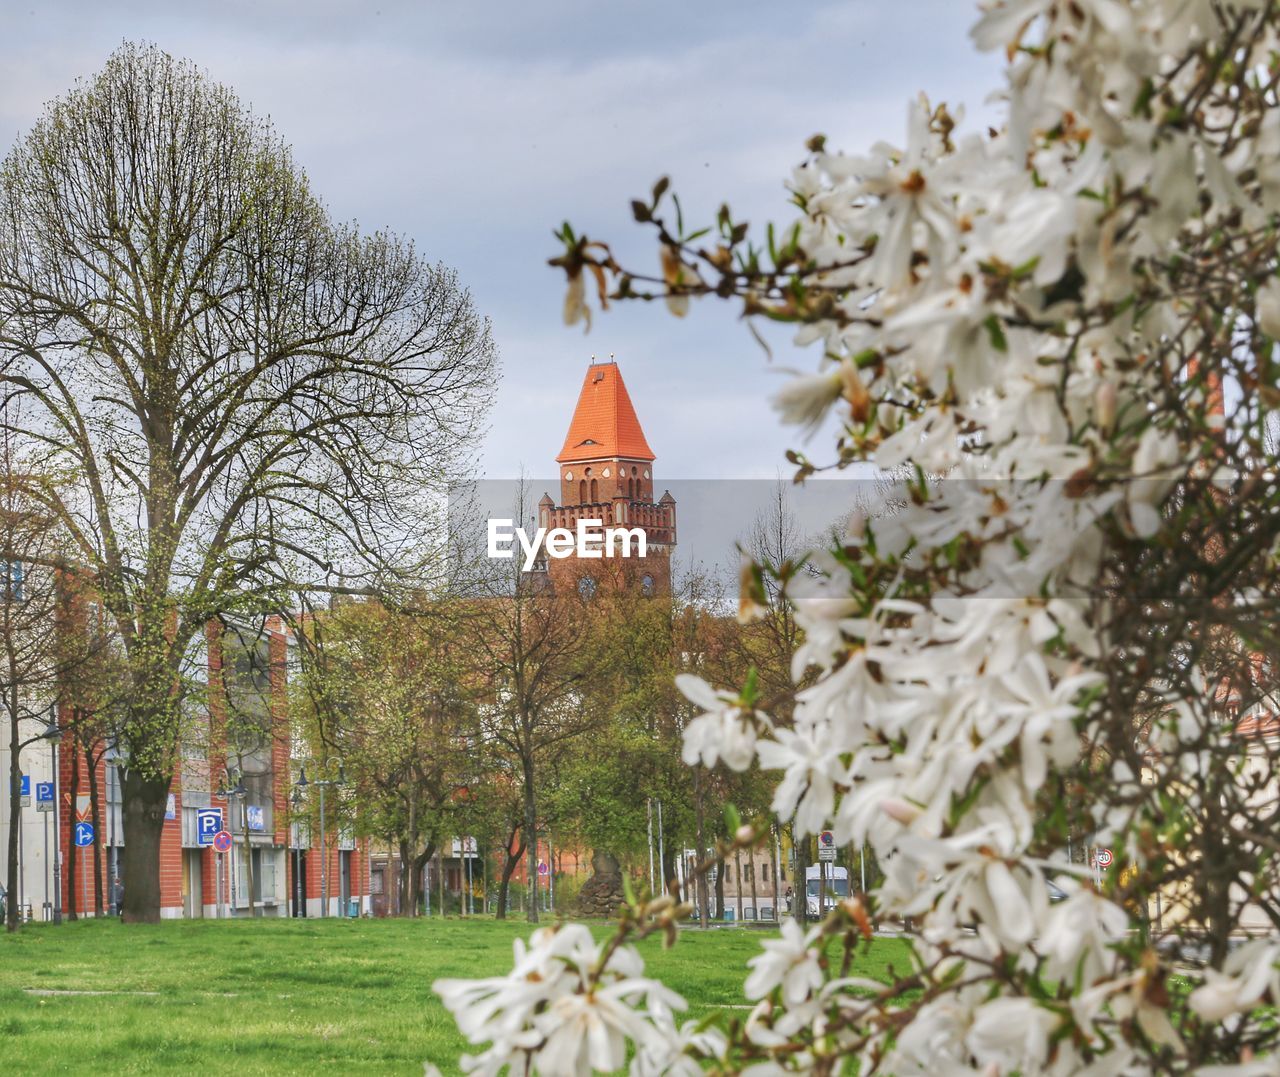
left=196, top=807, right=222, bottom=846
left=35, top=782, right=53, bottom=803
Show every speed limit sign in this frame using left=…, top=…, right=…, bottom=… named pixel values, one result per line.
left=1094, top=848, right=1113, bottom=868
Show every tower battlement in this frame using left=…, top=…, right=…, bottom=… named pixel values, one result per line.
left=539, top=361, right=675, bottom=595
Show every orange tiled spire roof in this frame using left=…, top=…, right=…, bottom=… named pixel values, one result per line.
left=556, top=361, right=655, bottom=464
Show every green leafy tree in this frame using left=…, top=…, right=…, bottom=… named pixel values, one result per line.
left=295, top=599, right=479, bottom=917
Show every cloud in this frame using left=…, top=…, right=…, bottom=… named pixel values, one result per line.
left=0, top=0, right=1001, bottom=485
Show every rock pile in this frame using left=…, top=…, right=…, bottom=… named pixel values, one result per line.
left=574, top=851, right=626, bottom=919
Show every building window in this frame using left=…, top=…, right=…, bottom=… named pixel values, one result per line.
left=2, top=560, right=23, bottom=603
left=579, top=479, right=587, bottom=503
left=577, top=576, right=597, bottom=599
left=641, top=574, right=655, bottom=597
left=590, top=478, right=598, bottom=502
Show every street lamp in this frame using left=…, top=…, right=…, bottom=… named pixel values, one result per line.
left=289, top=787, right=304, bottom=917
left=216, top=767, right=249, bottom=916
left=42, top=705, right=62, bottom=925
left=294, top=758, right=344, bottom=917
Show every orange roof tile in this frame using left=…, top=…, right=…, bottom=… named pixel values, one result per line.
left=556, top=362, right=655, bottom=464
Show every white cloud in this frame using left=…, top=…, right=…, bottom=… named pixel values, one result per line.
left=0, top=0, right=1000, bottom=485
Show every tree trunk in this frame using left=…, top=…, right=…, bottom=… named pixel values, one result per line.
left=495, top=826, right=524, bottom=921
left=396, top=838, right=416, bottom=917
left=5, top=686, right=22, bottom=932
left=713, top=852, right=725, bottom=922
left=86, top=747, right=104, bottom=916
left=521, top=753, right=538, bottom=924
left=412, top=842, right=435, bottom=919
left=120, top=769, right=171, bottom=923
left=694, top=767, right=708, bottom=930
left=66, top=739, right=79, bottom=921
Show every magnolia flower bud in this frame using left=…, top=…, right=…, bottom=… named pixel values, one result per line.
left=1094, top=380, right=1117, bottom=434
left=735, top=824, right=755, bottom=844
left=838, top=359, right=872, bottom=424
left=562, top=271, right=589, bottom=330
left=772, top=369, right=844, bottom=431
left=881, top=797, right=921, bottom=825
left=1258, top=277, right=1280, bottom=339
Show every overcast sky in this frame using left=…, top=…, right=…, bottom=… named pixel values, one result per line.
left=1, top=0, right=1001, bottom=484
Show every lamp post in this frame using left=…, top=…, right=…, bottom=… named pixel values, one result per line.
left=288, top=787, right=304, bottom=917
left=294, top=758, right=343, bottom=917
left=216, top=767, right=249, bottom=916
left=42, top=705, right=61, bottom=925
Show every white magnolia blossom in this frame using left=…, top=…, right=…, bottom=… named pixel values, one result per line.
left=441, top=0, right=1280, bottom=1071
left=1190, top=940, right=1280, bottom=1023
left=743, top=920, right=825, bottom=1006
left=434, top=925, right=688, bottom=1075
left=675, top=672, right=766, bottom=772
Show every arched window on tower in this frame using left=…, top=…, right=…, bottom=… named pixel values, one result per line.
left=590, top=478, right=597, bottom=502
left=641, top=573, right=655, bottom=597
left=579, top=479, right=587, bottom=503
left=577, top=575, right=597, bottom=600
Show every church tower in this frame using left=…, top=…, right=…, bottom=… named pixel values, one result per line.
left=538, top=359, right=676, bottom=596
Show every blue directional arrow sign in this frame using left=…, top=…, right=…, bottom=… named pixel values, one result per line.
left=35, top=782, right=53, bottom=802
left=74, top=821, right=95, bottom=847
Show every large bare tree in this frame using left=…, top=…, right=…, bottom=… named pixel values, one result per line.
left=0, top=45, right=497, bottom=921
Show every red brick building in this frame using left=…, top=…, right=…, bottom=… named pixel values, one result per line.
left=536, top=360, right=676, bottom=597
left=51, top=615, right=368, bottom=919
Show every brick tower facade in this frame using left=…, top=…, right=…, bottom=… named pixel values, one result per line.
left=538, top=360, right=676, bottom=596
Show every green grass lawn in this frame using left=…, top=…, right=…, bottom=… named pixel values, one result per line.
left=0, top=916, right=907, bottom=1075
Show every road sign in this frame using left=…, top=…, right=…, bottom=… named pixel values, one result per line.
left=17, top=774, right=30, bottom=807
left=1094, top=848, right=1114, bottom=868
left=537, top=860, right=549, bottom=876
left=818, top=830, right=837, bottom=862
left=74, top=821, right=95, bottom=847
left=212, top=830, right=233, bottom=853
left=165, top=793, right=177, bottom=821
left=75, top=794, right=91, bottom=822
left=196, top=808, right=223, bottom=846
left=36, top=782, right=53, bottom=812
